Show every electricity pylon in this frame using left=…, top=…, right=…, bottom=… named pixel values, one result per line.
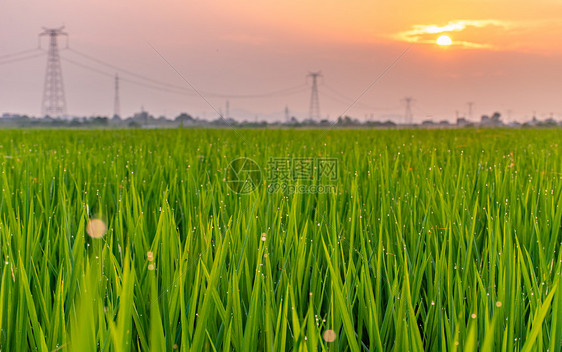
left=307, top=72, right=322, bottom=120
left=39, top=27, right=68, bottom=117
left=402, top=96, right=414, bottom=125
left=113, top=73, right=120, bottom=119
left=467, top=101, right=474, bottom=121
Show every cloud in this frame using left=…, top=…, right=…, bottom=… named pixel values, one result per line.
left=394, top=19, right=513, bottom=49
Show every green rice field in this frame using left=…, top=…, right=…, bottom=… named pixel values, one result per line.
left=1, top=128, right=561, bottom=351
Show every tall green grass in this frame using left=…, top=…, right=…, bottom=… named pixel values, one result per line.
left=0, top=128, right=561, bottom=351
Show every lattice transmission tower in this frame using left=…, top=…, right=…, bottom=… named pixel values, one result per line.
left=467, top=101, right=474, bottom=121
left=307, top=72, right=322, bottom=120
left=402, top=96, right=414, bottom=125
left=113, top=73, right=120, bottom=119
left=39, top=27, right=68, bottom=117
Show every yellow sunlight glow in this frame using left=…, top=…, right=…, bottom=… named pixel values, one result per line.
left=437, top=35, right=452, bottom=46
left=394, top=19, right=510, bottom=49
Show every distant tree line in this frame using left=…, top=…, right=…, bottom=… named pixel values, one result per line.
left=0, top=110, right=559, bottom=129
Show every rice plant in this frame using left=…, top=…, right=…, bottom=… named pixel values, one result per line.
left=0, top=128, right=561, bottom=351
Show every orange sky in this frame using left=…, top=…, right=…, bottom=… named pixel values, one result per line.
left=1, top=0, right=562, bottom=122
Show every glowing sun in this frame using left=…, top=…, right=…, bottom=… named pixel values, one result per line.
left=436, top=35, right=452, bottom=46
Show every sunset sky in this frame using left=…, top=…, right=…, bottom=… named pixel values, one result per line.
left=1, top=0, right=562, bottom=122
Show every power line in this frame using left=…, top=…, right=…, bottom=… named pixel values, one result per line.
left=61, top=55, right=309, bottom=103
left=64, top=47, right=308, bottom=99
left=0, top=48, right=41, bottom=60
left=60, top=56, right=197, bottom=95
left=0, top=52, right=46, bottom=66
left=66, top=47, right=191, bottom=92
left=201, top=84, right=307, bottom=99
left=321, top=85, right=400, bottom=112
left=147, top=41, right=250, bottom=145
left=332, top=43, right=414, bottom=122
